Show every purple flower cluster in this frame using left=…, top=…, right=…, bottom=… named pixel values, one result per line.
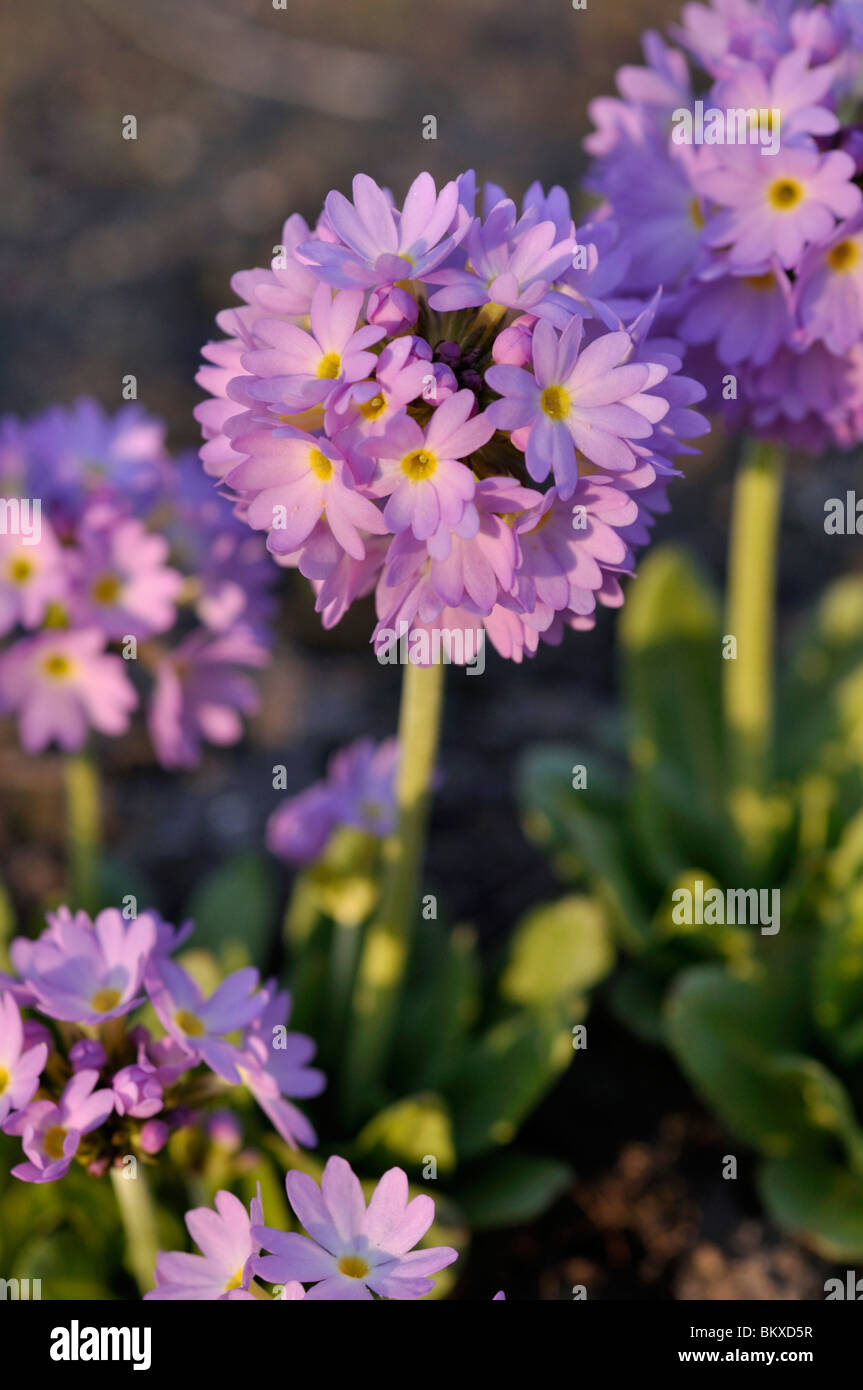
left=586, top=0, right=863, bottom=450
left=0, top=399, right=276, bottom=766
left=197, top=172, right=708, bottom=664
left=146, top=1156, right=457, bottom=1300
left=267, top=736, right=398, bottom=865
left=0, top=905, right=324, bottom=1181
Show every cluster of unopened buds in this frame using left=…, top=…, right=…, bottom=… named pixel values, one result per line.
left=198, top=169, right=709, bottom=663
left=0, top=905, right=323, bottom=1181
left=0, top=400, right=275, bottom=767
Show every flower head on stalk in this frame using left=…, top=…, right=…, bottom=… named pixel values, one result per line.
left=0, top=400, right=277, bottom=765
left=197, top=171, right=708, bottom=665
left=0, top=906, right=326, bottom=1184
left=586, top=0, right=863, bottom=450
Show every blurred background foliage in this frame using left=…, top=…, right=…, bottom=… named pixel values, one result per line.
left=521, top=546, right=863, bottom=1259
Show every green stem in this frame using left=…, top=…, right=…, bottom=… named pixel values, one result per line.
left=110, top=1166, right=160, bottom=1295
left=723, top=439, right=784, bottom=851
left=345, top=659, right=446, bottom=1117
left=63, top=752, right=100, bottom=912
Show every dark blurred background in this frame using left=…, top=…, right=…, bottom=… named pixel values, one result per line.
left=2, top=0, right=685, bottom=429
left=2, top=0, right=861, bottom=1299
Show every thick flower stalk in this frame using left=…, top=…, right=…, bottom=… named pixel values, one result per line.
left=0, top=400, right=276, bottom=771
left=145, top=1156, right=457, bottom=1300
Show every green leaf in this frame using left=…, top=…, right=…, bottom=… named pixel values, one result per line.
left=185, top=852, right=278, bottom=969
left=448, top=1011, right=572, bottom=1161
left=454, top=1152, right=573, bottom=1229
left=813, top=883, right=863, bottom=1053
left=664, top=960, right=811, bottom=1155
left=518, top=744, right=652, bottom=950
left=392, top=921, right=480, bottom=1092
left=498, top=895, right=614, bottom=1012
left=619, top=547, right=743, bottom=879
left=767, top=1055, right=863, bottom=1177
left=759, top=1153, right=863, bottom=1260
left=609, top=963, right=672, bottom=1043
left=619, top=545, right=723, bottom=801
left=778, top=573, right=863, bottom=779
left=354, top=1093, right=456, bottom=1176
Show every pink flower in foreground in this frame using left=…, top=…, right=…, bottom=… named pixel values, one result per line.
left=252, top=1156, right=457, bottom=1300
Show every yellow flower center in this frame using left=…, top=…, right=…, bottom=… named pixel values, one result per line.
left=540, top=385, right=571, bottom=421
left=0, top=1066, right=9, bottom=1095
left=768, top=178, right=803, bottom=211
left=44, top=1125, right=68, bottom=1160
left=401, top=449, right=437, bottom=481
left=744, top=273, right=776, bottom=291
left=41, top=653, right=73, bottom=680
left=337, top=1254, right=370, bottom=1279
left=317, top=352, right=341, bottom=380
left=223, top=1267, right=245, bottom=1292
left=90, top=986, right=122, bottom=1013
left=8, top=557, right=33, bottom=584
left=689, top=197, right=704, bottom=230
left=42, top=600, right=69, bottom=629
left=827, top=239, right=861, bottom=274
left=359, top=394, right=386, bottom=421
left=91, top=574, right=122, bottom=604
left=309, top=447, right=333, bottom=481
left=174, top=1009, right=206, bottom=1037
